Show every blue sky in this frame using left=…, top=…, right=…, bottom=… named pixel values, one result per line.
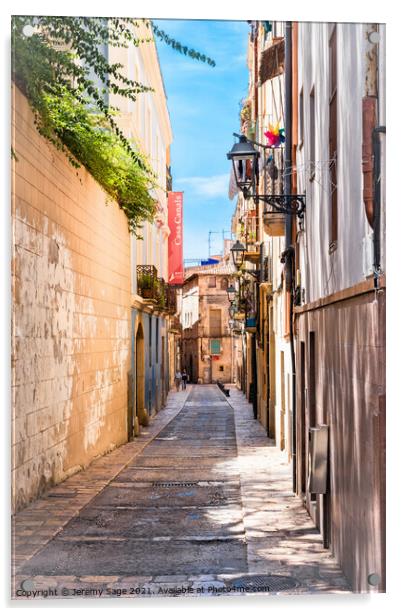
left=154, top=19, right=249, bottom=260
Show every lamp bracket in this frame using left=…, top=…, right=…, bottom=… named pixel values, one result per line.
left=257, top=194, right=306, bottom=218
left=240, top=269, right=260, bottom=279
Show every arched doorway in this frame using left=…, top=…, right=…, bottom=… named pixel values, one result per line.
left=135, top=322, right=148, bottom=433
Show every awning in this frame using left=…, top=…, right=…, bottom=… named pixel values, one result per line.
left=259, top=38, right=285, bottom=84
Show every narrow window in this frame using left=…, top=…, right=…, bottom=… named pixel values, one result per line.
left=300, top=341, right=306, bottom=494
left=309, top=87, right=315, bottom=180
left=209, top=309, right=221, bottom=337
left=147, top=107, right=151, bottom=155
left=156, top=318, right=159, bottom=363
left=299, top=88, right=304, bottom=146
left=329, top=26, right=338, bottom=248
left=280, top=351, right=285, bottom=450
left=135, top=64, right=140, bottom=126
left=155, top=133, right=159, bottom=179
left=308, top=331, right=316, bottom=501
left=208, top=276, right=216, bottom=288
left=149, top=316, right=152, bottom=367
left=308, top=331, right=316, bottom=428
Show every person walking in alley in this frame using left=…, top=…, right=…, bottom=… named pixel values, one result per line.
left=181, top=369, right=188, bottom=390
left=175, top=369, right=182, bottom=392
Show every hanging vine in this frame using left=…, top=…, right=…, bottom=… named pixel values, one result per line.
left=11, top=16, right=215, bottom=235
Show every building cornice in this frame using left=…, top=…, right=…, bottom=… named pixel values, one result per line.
left=293, top=275, right=386, bottom=315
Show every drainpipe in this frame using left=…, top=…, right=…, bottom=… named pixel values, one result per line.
left=362, top=24, right=385, bottom=288
left=372, top=125, right=385, bottom=287
left=284, top=21, right=297, bottom=493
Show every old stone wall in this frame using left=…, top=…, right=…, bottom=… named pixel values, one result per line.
left=11, top=86, right=131, bottom=512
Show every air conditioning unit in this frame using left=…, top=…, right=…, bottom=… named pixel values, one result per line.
left=308, top=424, right=329, bottom=494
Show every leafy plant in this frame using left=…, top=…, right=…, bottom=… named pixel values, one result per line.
left=240, top=101, right=251, bottom=121
left=11, top=16, right=215, bottom=235
left=151, top=22, right=215, bottom=66
left=138, top=273, right=155, bottom=290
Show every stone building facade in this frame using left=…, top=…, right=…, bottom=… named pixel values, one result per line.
left=181, top=259, right=236, bottom=384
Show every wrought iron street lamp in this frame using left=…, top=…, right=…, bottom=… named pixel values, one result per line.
left=227, top=133, right=306, bottom=218
left=227, top=135, right=259, bottom=197
left=230, top=240, right=246, bottom=269
left=226, top=284, right=237, bottom=303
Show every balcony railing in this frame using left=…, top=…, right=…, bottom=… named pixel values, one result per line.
left=137, top=265, right=158, bottom=302
left=167, top=284, right=177, bottom=314
left=137, top=266, right=176, bottom=313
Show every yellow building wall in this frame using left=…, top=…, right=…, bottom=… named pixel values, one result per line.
left=11, top=86, right=131, bottom=512
left=108, top=21, right=172, bottom=288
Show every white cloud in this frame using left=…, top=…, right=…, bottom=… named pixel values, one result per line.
left=175, top=174, right=230, bottom=198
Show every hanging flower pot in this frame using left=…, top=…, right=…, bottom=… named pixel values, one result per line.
left=263, top=209, right=285, bottom=236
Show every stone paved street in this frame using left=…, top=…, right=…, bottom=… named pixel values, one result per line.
left=12, top=385, right=351, bottom=599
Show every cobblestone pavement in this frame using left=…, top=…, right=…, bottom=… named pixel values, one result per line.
left=12, top=384, right=351, bottom=599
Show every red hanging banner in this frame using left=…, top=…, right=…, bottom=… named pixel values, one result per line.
left=167, top=191, right=184, bottom=285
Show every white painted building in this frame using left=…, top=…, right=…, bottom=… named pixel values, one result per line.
left=296, top=22, right=386, bottom=301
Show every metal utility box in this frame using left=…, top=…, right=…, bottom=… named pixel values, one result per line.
left=308, top=424, right=329, bottom=494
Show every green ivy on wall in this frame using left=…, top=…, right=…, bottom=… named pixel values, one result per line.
left=11, top=16, right=215, bottom=235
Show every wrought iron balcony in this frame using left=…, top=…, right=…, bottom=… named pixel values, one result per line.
left=136, top=265, right=158, bottom=302
left=167, top=284, right=177, bottom=314
left=136, top=268, right=177, bottom=313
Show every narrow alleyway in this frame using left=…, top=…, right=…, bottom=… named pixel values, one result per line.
left=13, top=385, right=350, bottom=598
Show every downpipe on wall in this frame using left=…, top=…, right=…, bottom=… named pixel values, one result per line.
left=372, top=125, right=386, bottom=288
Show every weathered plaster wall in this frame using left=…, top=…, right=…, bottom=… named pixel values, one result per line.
left=295, top=290, right=386, bottom=591
left=11, top=86, right=131, bottom=513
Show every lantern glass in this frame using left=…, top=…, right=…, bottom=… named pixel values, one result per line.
left=231, top=240, right=246, bottom=268
left=227, top=136, right=259, bottom=197
left=226, top=284, right=236, bottom=302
